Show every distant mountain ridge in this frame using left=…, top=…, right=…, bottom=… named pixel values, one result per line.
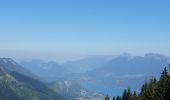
left=19, top=53, right=170, bottom=96
left=62, top=55, right=113, bottom=73
left=20, top=60, right=68, bottom=79
left=85, top=53, right=170, bottom=90
left=0, top=57, right=105, bottom=100
left=0, top=58, right=38, bottom=79
left=19, top=55, right=113, bottom=80
left=88, top=53, right=169, bottom=75
left=0, top=58, right=64, bottom=100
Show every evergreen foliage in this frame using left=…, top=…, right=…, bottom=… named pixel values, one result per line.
left=104, top=65, right=170, bottom=100
left=103, top=95, right=110, bottom=100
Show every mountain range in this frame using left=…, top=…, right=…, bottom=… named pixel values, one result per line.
left=19, top=53, right=170, bottom=96
left=85, top=53, right=170, bottom=90
left=0, top=53, right=169, bottom=99
left=0, top=58, right=64, bottom=100
left=0, top=58, right=104, bottom=100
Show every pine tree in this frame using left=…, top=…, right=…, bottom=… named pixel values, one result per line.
left=122, top=88, right=132, bottom=100
left=157, top=67, right=170, bottom=100
left=112, top=96, right=116, bottom=100
left=105, top=65, right=170, bottom=100
left=103, top=95, right=110, bottom=100
left=132, top=91, right=138, bottom=100
left=116, top=96, right=121, bottom=100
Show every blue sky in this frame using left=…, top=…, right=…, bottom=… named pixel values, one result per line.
left=0, top=0, right=170, bottom=61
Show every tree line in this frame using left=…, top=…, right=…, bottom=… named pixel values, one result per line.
left=103, top=64, right=170, bottom=100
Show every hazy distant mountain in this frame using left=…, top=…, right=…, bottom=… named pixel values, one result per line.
left=88, top=53, right=169, bottom=75
left=0, top=58, right=64, bottom=100
left=85, top=53, right=170, bottom=89
left=19, top=55, right=113, bottom=80
left=62, top=55, right=113, bottom=73
left=0, top=58, right=37, bottom=79
left=19, top=53, right=170, bottom=95
left=20, top=60, right=68, bottom=79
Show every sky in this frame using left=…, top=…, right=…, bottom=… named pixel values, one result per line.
left=0, top=0, right=170, bottom=62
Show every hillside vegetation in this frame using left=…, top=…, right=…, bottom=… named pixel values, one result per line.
left=103, top=64, right=170, bottom=100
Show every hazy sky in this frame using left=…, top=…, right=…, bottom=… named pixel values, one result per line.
left=0, top=0, right=170, bottom=62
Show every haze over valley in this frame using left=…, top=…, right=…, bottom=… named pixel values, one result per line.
left=0, top=0, right=170, bottom=100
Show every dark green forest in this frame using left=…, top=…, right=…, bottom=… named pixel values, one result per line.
left=103, top=64, right=170, bottom=100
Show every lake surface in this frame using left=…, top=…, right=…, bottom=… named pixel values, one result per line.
left=80, top=82, right=124, bottom=96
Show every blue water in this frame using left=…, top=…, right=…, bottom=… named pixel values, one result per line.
left=80, top=82, right=124, bottom=96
